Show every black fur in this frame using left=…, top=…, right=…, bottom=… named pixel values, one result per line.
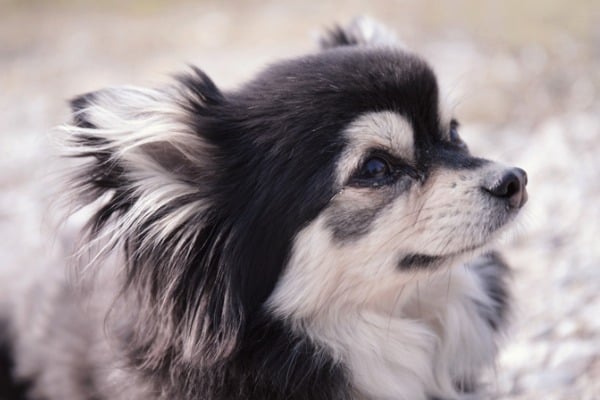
left=471, top=251, right=511, bottom=331
left=0, top=321, right=32, bottom=400
left=327, top=205, right=384, bottom=240
left=399, top=253, right=443, bottom=270
left=319, top=25, right=362, bottom=49
left=226, top=315, right=352, bottom=399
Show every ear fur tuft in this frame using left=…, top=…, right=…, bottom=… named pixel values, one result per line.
left=320, top=16, right=400, bottom=50
left=62, top=69, right=243, bottom=371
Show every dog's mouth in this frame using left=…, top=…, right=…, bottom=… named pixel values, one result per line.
left=397, top=188, right=528, bottom=272
left=397, top=243, right=485, bottom=271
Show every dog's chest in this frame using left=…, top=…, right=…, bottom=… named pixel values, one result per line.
left=308, top=267, right=498, bottom=400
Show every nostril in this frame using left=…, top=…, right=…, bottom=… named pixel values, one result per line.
left=504, top=179, right=520, bottom=198
left=484, top=168, right=529, bottom=208
left=487, top=170, right=522, bottom=198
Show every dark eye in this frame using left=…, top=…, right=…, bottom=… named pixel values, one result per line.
left=349, top=153, right=420, bottom=188
left=361, top=157, right=390, bottom=180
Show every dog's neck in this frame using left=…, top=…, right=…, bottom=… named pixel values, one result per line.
left=300, top=266, right=499, bottom=400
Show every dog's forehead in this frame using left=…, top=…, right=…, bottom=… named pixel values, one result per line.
left=295, top=47, right=435, bottom=89
left=245, top=47, right=440, bottom=125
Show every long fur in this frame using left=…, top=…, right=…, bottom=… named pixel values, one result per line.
left=0, top=18, right=526, bottom=400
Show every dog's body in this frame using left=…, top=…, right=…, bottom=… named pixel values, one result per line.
left=0, top=19, right=526, bottom=400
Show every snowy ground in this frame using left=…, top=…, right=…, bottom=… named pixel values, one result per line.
left=1, top=1, right=599, bottom=399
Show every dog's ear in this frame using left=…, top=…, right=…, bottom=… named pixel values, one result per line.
left=64, top=68, right=244, bottom=369
left=319, top=16, right=400, bottom=50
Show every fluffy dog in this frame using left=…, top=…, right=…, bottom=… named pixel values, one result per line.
left=0, top=18, right=527, bottom=400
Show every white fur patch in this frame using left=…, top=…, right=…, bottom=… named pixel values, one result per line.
left=399, top=164, right=518, bottom=256
left=61, top=86, right=212, bottom=262
left=268, top=217, right=500, bottom=399
left=345, top=16, right=401, bottom=48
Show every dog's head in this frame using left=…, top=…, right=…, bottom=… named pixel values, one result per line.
left=64, top=18, right=526, bottom=367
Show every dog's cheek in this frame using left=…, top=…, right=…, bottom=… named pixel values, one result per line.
left=266, top=216, right=342, bottom=319
left=324, top=187, right=397, bottom=242
left=267, top=212, right=410, bottom=319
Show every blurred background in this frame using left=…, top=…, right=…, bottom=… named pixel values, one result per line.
left=1, top=1, right=599, bottom=399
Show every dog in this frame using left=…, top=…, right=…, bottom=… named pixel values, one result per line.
left=0, top=18, right=527, bottom=400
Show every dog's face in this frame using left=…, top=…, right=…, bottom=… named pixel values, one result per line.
left=265, top=49, right=527, bottom=318
left=65, top=24, right=526, bottom=365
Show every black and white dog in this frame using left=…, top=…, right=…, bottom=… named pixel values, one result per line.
left=0, top=18, right=527, bottom=400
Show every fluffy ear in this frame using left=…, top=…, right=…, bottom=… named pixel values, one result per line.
left=63, top=68, right=243, bottom=369
left=319, top=16, right=401, bottom=50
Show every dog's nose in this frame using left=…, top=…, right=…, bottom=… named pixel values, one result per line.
left=484, top=167, right=528, bottom=208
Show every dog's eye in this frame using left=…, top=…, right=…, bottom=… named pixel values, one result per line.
left=349, top=154, right=421, bottom=188
left=350, top=156, right=393, bottom=187
left=362, top=157, right=390, bottom=179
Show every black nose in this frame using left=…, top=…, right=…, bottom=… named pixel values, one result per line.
left=485, top=168, right=528, bottom=208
